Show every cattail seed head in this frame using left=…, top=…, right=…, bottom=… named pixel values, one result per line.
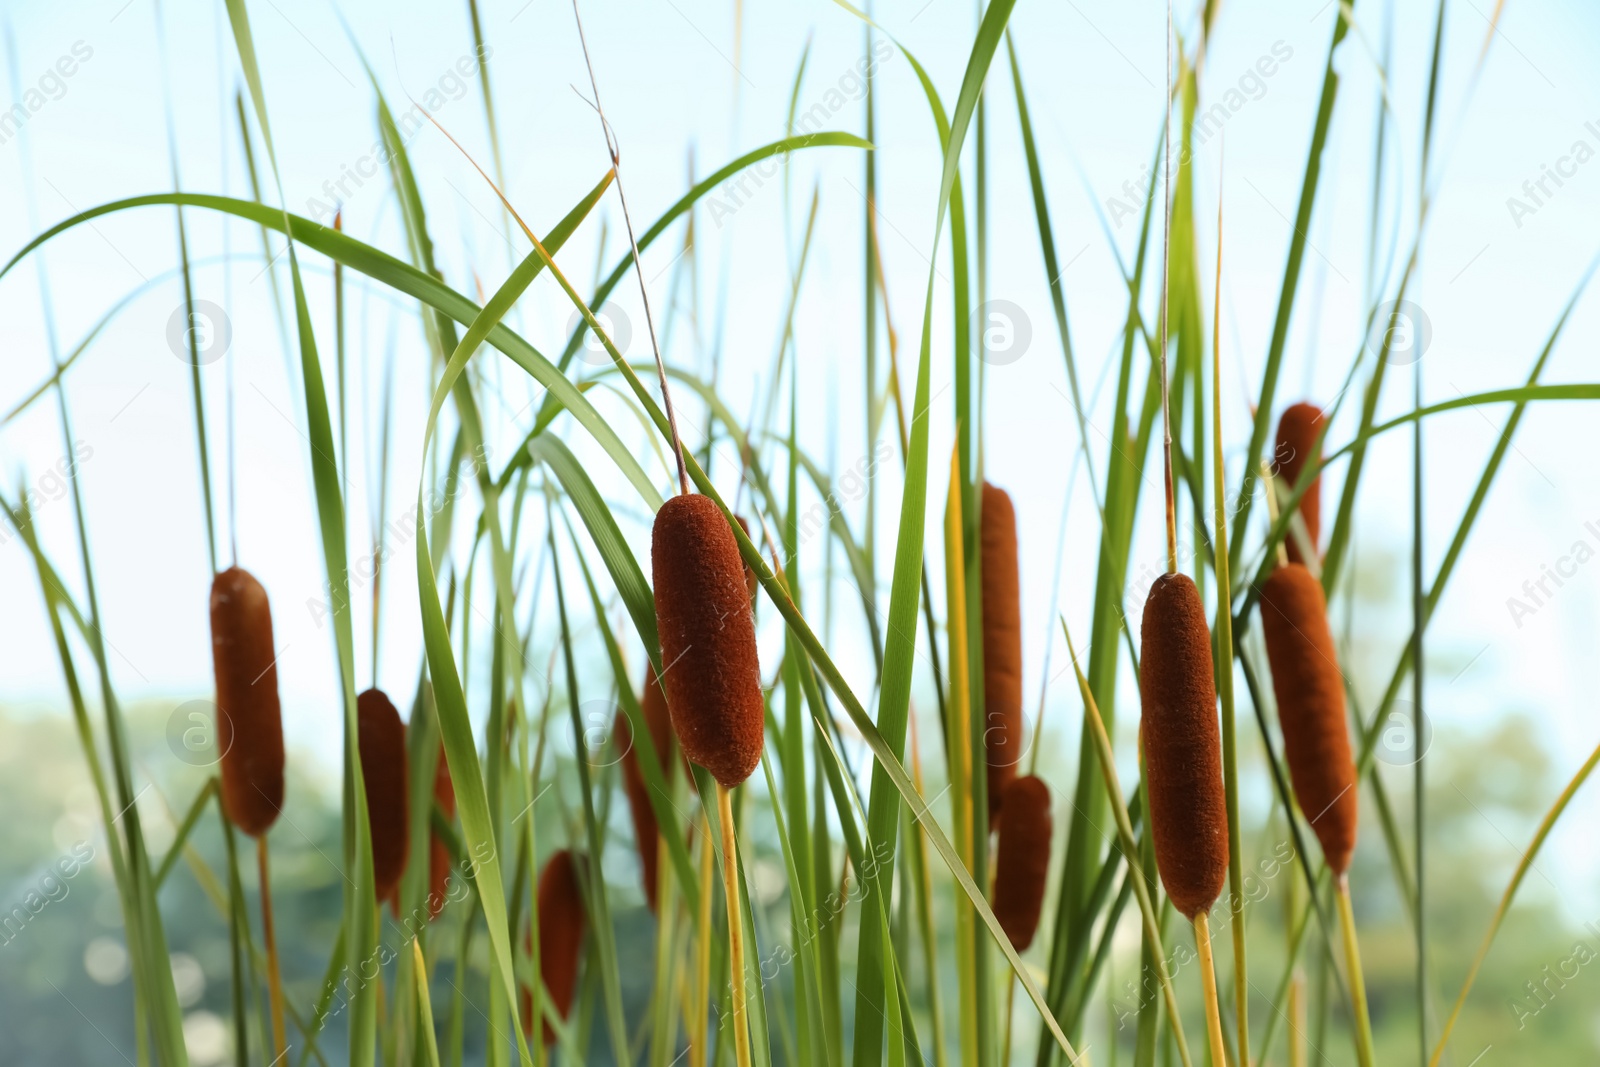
left=1139, top=572, right=1229, bottom=919
left=356, top=688, right=410, bottom=905
left=993, top=774, right=1052, bottom=951
left=980, top=482, right=1024, bottom=821
left=522, top=849, right=586, bottom=1045
left=1275, top=403, right=1324, bottom=565
left=651, top=493, right=764, bottom=789
left=427, top=742, right=455, bottom=920
left=1258, top=563, right=1358, bottom=874
left=209, top=566, right=285, bottom=837
left=619, top=662, right=676, bottom=911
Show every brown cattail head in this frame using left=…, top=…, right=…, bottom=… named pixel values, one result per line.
left=1258, top=563, right=1358, bottom=874
left=427, top=742, right=456, bottom=920
left=980, top=482, right=1024, bottom=821
left=651, top=493, right=764, bottom=789
left=1274, top=403, right=1324, bottom=565
left=993, top=774, right=1052, bottom=951
left=1139, top=572, right=1229, bottom=919
left=521, top=849, right=586, bottom=1045
left=619, top=662, right=677, bottom=912
left=356, top=688, right=410, bottom=904
left=210, top=566, right=286, bottom=837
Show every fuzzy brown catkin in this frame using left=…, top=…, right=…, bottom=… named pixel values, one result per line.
left=209, top=566, right=285, bottom=837
left=356, top=688, right=410, bottom=905
left=992, top=775, right=1052, bottom=951
left=1258, top=563, right=1358, bottom=874
left=651, top=494, right=764, bottom=789
left=980, top=482, right=1023, bottom=820
left=1275, top=402, right=1324, bottom=565
left=1139, top=572, right=1229, bottom=919
left=522, top=849, right=585, bottom=1045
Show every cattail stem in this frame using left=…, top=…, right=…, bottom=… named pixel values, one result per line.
left=257, top=834, right=287, bottom=1059
left=717, top=784, right=752, bottom=1067
left=1336, top=876, right=1376, bottom=1067
left=1289, top=971, right=1307, bottom=1067
left=1193, top=913, right=1229, bottom=1067
left=1288, top=846, right=1307, bottom=1067
left=1000, top=974, right=1015, bottom=1067
left=691, top=811, right=714, bottom=1065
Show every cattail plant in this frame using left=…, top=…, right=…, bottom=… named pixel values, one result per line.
left=1138, top=43, right=1232, bottom=1055
left=522, top=849, right=586, bottom=1046
left=355, top=688, right=410, bottom=907
left=980, top=481, right=1023, bottom=822
left=652, top=491, right=764, bottom=1067
left=426, top=742, right=455, bottom=921
left=1274, top=402, right=1324, bottom=565
left=618, top=662, right=675, bottom=912
left=635, top=238, right=764, bottom=1067
left=209, top=565, right=289, bottom=1053
left=1258, top=560, right=1372, bottom=1064
left=992, top=774, right=1051, bottom=951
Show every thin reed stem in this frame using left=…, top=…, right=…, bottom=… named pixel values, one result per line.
left=691, top=812, right=714, bottom=1065
left=570, top=0, right=689, bottom=496
left=717, top=784, right=753, bottom=1067
left=1211, top=145, right=1249, bottom=1067
left=1158, top=0, right=1177, bottom=575
left=257, top=834, right=287, bottom=1059
left=1335, top=876, right=1375, bottom=1067
left=1194, top=913, right=1229, bottom=1067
